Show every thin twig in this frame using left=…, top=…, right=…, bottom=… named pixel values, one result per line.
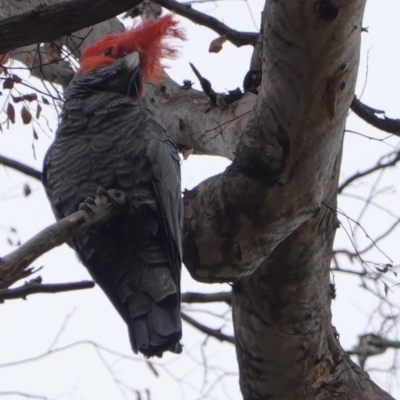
left=351, top=96, right=400, bottom=135
left=0, top=190, right=126, bottom=289
left=0, top=155, right=42, bottom=181
left=0, top=280, right=94, bottom=302
left=0, top=392, right=49, bottom=400
left=0, top=340, right=141, bottom=369
left=154, top=0, right=258, bottom=47
left=338, top=151, right=400, bottom=193
left=181, top=312, right=234, bottom=344
left=181, top=291, right=231, bottom=305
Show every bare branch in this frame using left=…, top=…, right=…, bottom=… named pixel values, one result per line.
left=0, top=154, right=42, bottom=181
left=181, top=291, right=231, bottom=305
left=338, top=151, right=400, bottom=193
left=0, top=392, right=49, bottom=400
left=331, top=265, right=367, bottom=277
left=0, top=189, right=126, bottom=289
left=10, top=43, right=75, bottom=89
left=351, top=96, right=400, bottom=135
left=0, top=0, right=142, bottom=53
left=348, top=333, right=400, bottom=369
left=0, top=279, right=94, bottom=302
left=153, top=0, right=258, bottom=47
left=0, top=340, right=141, bottom=369
left=181, top=312, right=234, bottom=344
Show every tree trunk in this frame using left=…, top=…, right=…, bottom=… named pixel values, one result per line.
left=183, top=0, right=393, bottom=398
left=227, top=1, right=392, bottom=399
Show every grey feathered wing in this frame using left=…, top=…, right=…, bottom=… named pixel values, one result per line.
left=43, top=92, right=182, bottom=357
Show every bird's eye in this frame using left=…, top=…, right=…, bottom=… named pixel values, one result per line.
left=104, top=48, right=113, bottom=57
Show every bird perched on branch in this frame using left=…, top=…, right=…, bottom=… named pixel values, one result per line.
left=43, top=15, right=185, bottom=357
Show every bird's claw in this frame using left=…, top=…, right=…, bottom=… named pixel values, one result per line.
left=96, top=187, right=127, bottom=208
left=78, top=197, right=96, bottom=215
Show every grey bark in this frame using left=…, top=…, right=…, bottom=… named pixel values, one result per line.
left=0, top=0, right=139, bottom=54
left=0, top=0, right=396, bottom=399
left=229, top=1, right=393, bottom=399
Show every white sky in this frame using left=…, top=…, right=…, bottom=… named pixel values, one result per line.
left=1, top=1, right=400, bottom=399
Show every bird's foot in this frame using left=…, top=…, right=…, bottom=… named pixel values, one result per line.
left=78, top=197, right=96, bottom=215
left=96, top=187, right=127, bottom=209
left=78, top=188, right=126, bottom=215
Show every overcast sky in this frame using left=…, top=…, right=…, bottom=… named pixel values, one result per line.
left=1, top=1, right=400, bottom=399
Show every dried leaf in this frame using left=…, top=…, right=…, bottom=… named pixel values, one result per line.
left=14, top=93, right=37, bottom=102
left=33, top=127, right=38, bottom=140
left=376, top=263, right=391, bottom=273
left=32, top=141, right=36, bottom=160
left=11, top=94, right=22, bottom=103
left=0, top=123, right=2, bottom=132
left=11, top=74, right=22, bottom=83
left=23, top=183, right=31, bottom=197
left=3, top=78, right=13, bottom=90
left=26, top=93, right=37, bottom=102
left=383, top=282, right=389, bottom=297
left=209, top=34, right=227, bottom=53
left=0, top=53, right=9, bottom=76
left=0, top=53, right=9, bottom=64
left=42, top=96, right=50, bottom=105
left=36, top=103, right=42, bottom=119
left=21, top=106, right=32, bottom=124
left=7, top=237, right=13, bottom=246
left=12, top=93, right=37, bottom=103
left=10, top=227, right=17, bottom=233
left=7, top=103, right=15, bottom=123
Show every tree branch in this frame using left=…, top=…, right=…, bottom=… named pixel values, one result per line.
left=338, top=151, right=400, bottom=193
left=0, top=0, right=142, bottom=53
left=351, top=96, right=400, bottom=135
left=0, top=279, right=95, bottom=302
left=181, top=312, right=234, bottom=344
left=181, top=291, right=231, bottom=305
left=0, top=392, right=49, bottom=400
left=0, top=189, right=126, bottom=289
left=153, top=0, right=258, bottom=47
left=0, top=155, right=42, bottom=181
left=347, top=333, right=400, bottom=369
left=10, top=43, right=75, bottom=89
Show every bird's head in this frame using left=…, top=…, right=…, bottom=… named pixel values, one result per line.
left=73, top=14, right=185, bottom=97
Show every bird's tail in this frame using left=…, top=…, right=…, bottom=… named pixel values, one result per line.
left=74, top=214, right=182, bottom=357
left=127, top=287, right=182, bottom=357
left=123, top=254, right=182, bottom=357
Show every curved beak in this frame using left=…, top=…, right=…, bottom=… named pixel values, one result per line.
left=124, top=51, right=140, bottom=71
